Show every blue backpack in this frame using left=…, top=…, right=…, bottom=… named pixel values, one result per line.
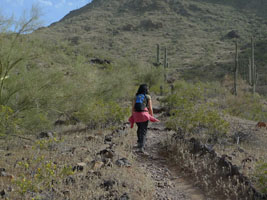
left=134, top=94, right=147, bottom=112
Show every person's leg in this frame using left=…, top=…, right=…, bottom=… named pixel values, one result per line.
left=136, top=121, right=148, bottom=149
left=136, top=123, right=142, bottom=147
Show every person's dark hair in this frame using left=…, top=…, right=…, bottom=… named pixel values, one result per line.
left=136, top=84, right=148, bottom=96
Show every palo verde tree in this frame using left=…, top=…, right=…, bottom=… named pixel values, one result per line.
left=0, top=6, right=42, bottom=135
left=0, top=5, right=42, bottom=105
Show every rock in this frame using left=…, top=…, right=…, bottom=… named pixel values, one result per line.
left=38, top=131, right=53, bottom=139
left=99, top=149, right=115, bottom=159
left=86, top=170, right=102, bottom=180
left=157, top=182, right=164, bottom=188
left=0, top=168, right=5, bottom=173
left=153, top=106, right=165, bottom=114
left=85, top=135, right=97, bottom=141
left=226, top=30, right=240, bottom=39
left=62, top=190, right=71, bottom=196
left=73, top=162, right=87, bottom=172
left=0, top=189, right=6, bottom=198
left=104, top=135, right=113, bottom=143
left=23, top=145, right=30, bottom=149
left=121, top=24, right=135, bottom=31
left=103, top=158, right=113, bottom=167
left=65, top=176, right=75, bottom=185
left=238, top=147, right=245, bottom=153
left=139, top=19, right=163, bottom=31
left=91, top=58, right=111, bottom=65
left=0, top=171, right=7, bottom=177
left=204, top=144, right=214, bottom=153
left=0, top=170, right=14, bottom=180
left=91, top=160, right=104, bottom=170
left=119, top=193, right=130, bottom=200
left=54, top=119, right=65, bottom=126
left=115, top=158, right=131, bottom=168
left=54, top=115, right=80, bottom=126
left=100, top=180, right=116, bottom=191
left=189, top=138, right=204, bottom=154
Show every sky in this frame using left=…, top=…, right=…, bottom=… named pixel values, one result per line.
left=0, top=0, right=92, bottom=27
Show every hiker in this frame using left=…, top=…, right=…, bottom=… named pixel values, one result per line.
left=128, top=84, right=159, bottom=153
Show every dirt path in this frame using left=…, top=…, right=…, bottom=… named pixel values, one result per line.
left=134, top=115, right=208, bottom=200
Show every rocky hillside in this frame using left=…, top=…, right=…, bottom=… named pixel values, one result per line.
left=35, top=0, right=267, bottom=82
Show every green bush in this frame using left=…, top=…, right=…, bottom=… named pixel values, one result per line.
left=15, top=153, right=73, bottom=197
left=0, top=105, right=19, bottom=135
left=254, top=162, right=267, bottom=194
left=163, top=80, right=229, bottom=138
left=224, top=93, right=267, bottom=121
left=73, top=99, right=129, bottom=129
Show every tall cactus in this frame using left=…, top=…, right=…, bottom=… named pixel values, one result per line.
left=248, top=57, right=252, bottom=85
left=251, top=37, right=256, bottom=95
left=234, top=40, right=238, bottom=96
left=164, top=47, right=167, bottom=68
left=156, top=44, right=160, bottom=65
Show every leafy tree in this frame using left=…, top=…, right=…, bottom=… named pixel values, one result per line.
left=0, top=5, right=42, bottom=105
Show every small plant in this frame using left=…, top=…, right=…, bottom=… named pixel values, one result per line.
left=0, top=105, right=19, bottom=135
left=15, top=153, right=74, bottom=197
left=254, top=162, right=267, bottom=194
left=33, top=137, right=61, bottom=150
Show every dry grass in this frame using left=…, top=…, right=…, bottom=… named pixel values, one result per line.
left=0, top=125, right=155, bottom=199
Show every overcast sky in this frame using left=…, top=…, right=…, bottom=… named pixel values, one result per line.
left=1, top=0, right=92, bottom=26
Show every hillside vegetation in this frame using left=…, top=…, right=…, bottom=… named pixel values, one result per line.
left=35, top=0, right=267, bottom=84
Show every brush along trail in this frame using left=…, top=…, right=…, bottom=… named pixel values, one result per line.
left=133, top=113, right=207, bottom=200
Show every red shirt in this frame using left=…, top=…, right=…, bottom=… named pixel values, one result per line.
left=128, top=108, right=159, bottom=128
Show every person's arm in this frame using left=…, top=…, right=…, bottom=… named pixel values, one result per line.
left=148, top=99, right=153, bottom=116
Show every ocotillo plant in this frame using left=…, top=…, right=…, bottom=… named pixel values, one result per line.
left=234, top=40, right=238, bottom=96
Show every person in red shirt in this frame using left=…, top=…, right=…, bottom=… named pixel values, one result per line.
left=130, top=84, right=158, bottom=153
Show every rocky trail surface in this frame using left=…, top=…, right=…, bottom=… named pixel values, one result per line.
left=134, top=113, right=208, bottom=200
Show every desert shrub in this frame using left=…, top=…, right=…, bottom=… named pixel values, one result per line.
left=15, top=148, right=73, bottom=198
left=0, top=105, right=20, bottom=135
left=163, top=80, right=229, bottom=138
left=254, top=162, right=267, bottom=194
left=135, top=65, right=164, bottom=89
left=73, top=99, right=129, bottom=129
left=223, top=93, right=267, bottom=121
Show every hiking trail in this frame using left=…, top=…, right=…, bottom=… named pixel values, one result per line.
left=133, top=96, right=208, bottom=200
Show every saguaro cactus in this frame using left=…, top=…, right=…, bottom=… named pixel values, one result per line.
left=164, top=47, right=168, bottom=68
left=156, top=44, right=160, bottom=65
left=248, top=57, right=252, bottom=85
left=234, top=40, right=238, bottom=96
left=251, top=37, right=257, bottom=95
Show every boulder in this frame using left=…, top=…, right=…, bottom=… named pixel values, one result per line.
left=38, top=131, right=53, bottom=139
left=91, top=160, right=104, bottom=170
left=0, top=189, right=6, bottom=198
left=115, top=158, right=131, bottom=168
left=226, top=30, right=240, bottom=39
left=99, top=149, right=115, bottom=159
left=100, top=180, right=116, bottom=191
left=73, top=162, right=87, bottom=172
left=90, top=58, right=111, bottom=65
left=119, top=193, right=130, bottom=200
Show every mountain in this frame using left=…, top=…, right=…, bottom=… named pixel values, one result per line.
left=36, top=0, right=267, bottom=81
